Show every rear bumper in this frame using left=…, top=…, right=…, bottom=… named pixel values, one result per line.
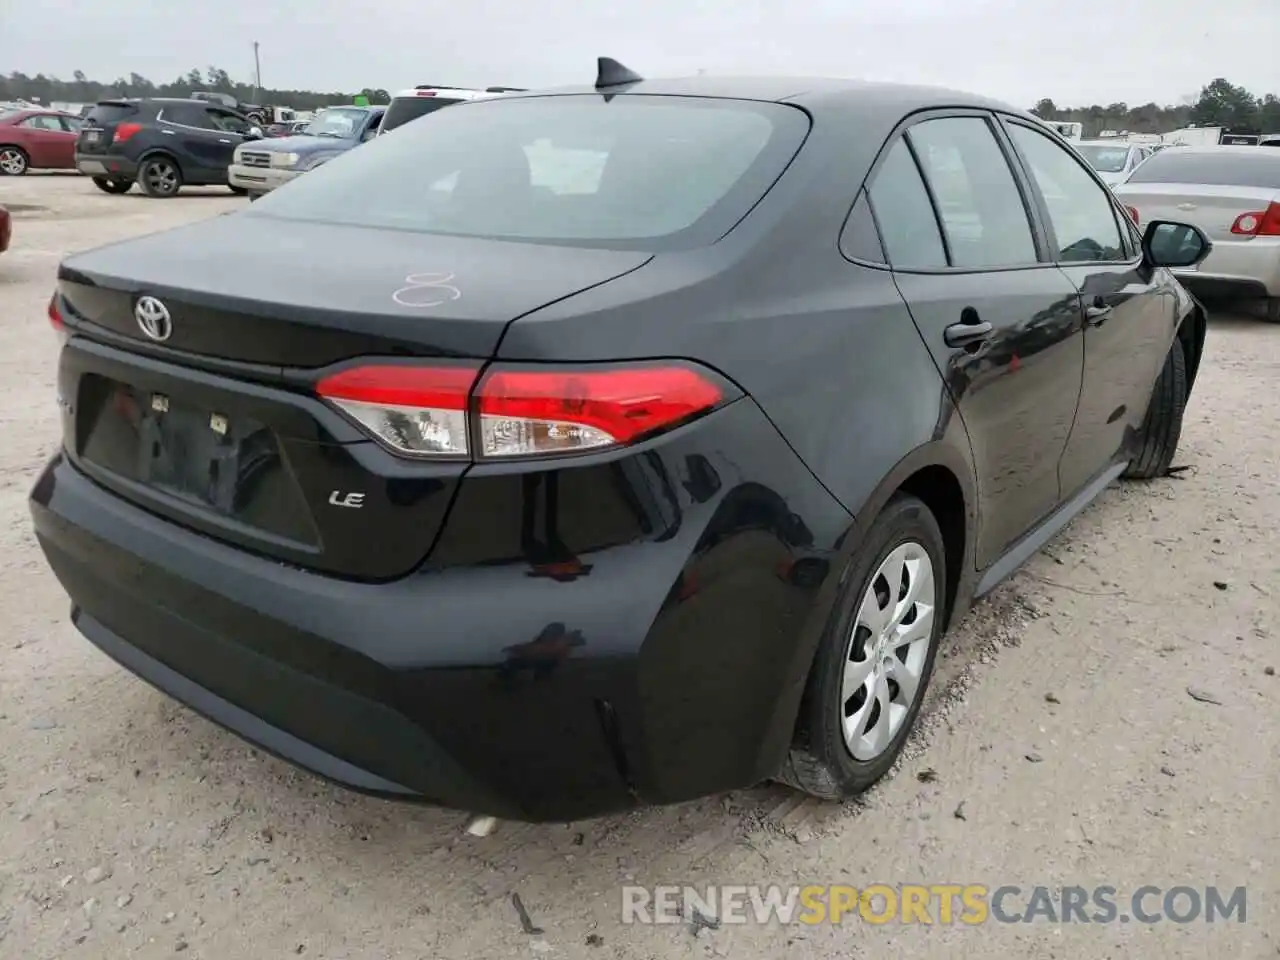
left=30, top=399, right=854, bottom=821
left=75, top=154, right=138, bottom=180
left=228, top=164, right=299, bottom=193
left=1172, top=237, right=1280, bottom=298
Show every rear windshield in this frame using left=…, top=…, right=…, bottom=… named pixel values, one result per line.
left=85, top=103, right=139, bottom=125
left=1125, top=149, right=1280, bottom=189
left=379, top=95, right=463, bottom=134
left=249, top=94, right=810, bottom=250
left=1075, top=144, right=1130, bottom=173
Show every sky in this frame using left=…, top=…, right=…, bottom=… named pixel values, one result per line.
left=2, top=0, right=1277, bottom=108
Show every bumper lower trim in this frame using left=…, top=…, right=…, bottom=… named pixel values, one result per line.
left=75, top=608, right=419, bottom=797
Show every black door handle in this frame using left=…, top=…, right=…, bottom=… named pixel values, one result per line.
left=944, top=318, right=994, bottom=348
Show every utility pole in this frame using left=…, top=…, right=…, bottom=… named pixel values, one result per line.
left=252, top=41, right=262, bottom=101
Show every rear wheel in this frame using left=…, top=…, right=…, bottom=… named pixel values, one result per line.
left=138, top=157, right=182, bottom=198
left=779, top=494, right=945, bottom=799
left=1265, top=298, right=1280, bottom=324
left=1123, top=339, right=1187, bottom=480
left=92, top=176, right=133, bottom=195
left=0, top=147, right=29, bottom=175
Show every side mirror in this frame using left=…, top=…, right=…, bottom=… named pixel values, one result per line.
left=247, top=126, right=264, bottom=140
left=1142, top=220, right=1212, bottom=269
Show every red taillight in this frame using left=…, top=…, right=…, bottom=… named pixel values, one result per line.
left=1230, top=203, right=1280, bottom=236
left=112, top=122, right=142, bottom=144
left=47, top=292, right=65, bottom=333
left=1124, top=205, right=1140, bottom=226
left=415, top=91, right=438, bottom=97
left=315, top=360, right=730, bottom=460
left=316, top=363, right=479, bottom=458
left=475, top=364, right=726, bottom=457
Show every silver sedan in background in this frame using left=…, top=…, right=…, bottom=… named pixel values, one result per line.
left=1115, top=146, right=1280, bottom=321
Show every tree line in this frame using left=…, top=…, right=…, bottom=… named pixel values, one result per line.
left=1032, top=78, right=1280, bottom=137
left=0, top=66, right=391, bottom=111
left=4, top=67, right=1279, bottom=135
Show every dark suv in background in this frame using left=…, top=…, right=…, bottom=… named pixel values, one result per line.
left=75, top=98, right=262, bottom=197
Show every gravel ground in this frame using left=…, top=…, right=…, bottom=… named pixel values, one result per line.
left=1, top=174, right=1277, bottom=960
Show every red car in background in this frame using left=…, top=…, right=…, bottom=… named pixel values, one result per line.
left=0, top=109, right=82, bottom=175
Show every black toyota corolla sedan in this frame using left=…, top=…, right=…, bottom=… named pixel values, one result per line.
left=31, top=59, right=1211, bottom=822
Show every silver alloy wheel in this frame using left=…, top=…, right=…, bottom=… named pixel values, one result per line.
left=841, top=541, right=936, bottom=761
left=143, top=159, right=179, bottom=195
left=0, top=148, right=28, bottom=175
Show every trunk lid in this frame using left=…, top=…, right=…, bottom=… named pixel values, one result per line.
left=1116, top=182, right=1280, bottom=242
left=56, top=213, right=651, bottom=580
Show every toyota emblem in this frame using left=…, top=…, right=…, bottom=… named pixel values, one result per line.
left=134, top=296, right=173, bottom=342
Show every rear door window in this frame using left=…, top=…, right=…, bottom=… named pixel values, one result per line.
left=866, top=138, right=947, bottom=269
left=1124, top=149, right=1280, bottom=189
left=906, top=117, right=1039, bottom=269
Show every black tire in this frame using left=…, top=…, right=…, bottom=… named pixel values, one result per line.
left=138, top=156, right=183, bottom=198
left=91, top=176, right=133, bottom=195
left=0, top=146, right=29, bottom=176
left=1123, top=339, right=1187, bottom=480
left=228, top=184, right=248, bottom=196
left=779, top=494, right=946, bottom=800
left=1265, top=298, right=1280, bottom=324
left=248, top=192, right=262, bottom=202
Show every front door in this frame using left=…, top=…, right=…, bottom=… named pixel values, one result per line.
left=20, top=114, right=77, bottom=169
left=1002, top=120, right=1177, bottom=498
left=866, top=114, right=1085, bottom=568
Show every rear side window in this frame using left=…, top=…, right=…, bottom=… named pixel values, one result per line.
left=379, top=96, right=463, bottom=134
left=840, top=191, right=885, bottom=263
left=85, top=103, right=138, bottom=125
left=907, top=117, right=1038, bottom=268
left=866, top=138, right=947, bottom=269
left=250, top=95, right=810, bottom=250
left=1125, top=150, right=1280, bottom=189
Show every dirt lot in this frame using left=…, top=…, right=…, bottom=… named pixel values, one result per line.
left=1, top=174, right=1277, bottom=960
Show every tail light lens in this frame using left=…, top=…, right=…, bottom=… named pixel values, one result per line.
left=48, top=292, right=66, bottom=333
left=316, top=360, right=733, bottom=460
left=112, top=122, right=142, bottom=144
left=1124, top=205, right=1140, bottom=226
left=1232, top=202, right=1280, bottom=237
left=475, top=364, right=727, bottom=458
left=316, top=363, right=478, bottom=458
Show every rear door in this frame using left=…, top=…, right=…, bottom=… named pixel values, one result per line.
left=1003, top=118, right=1175, bottom=499
left=867, top=113, right=1085, bottom=568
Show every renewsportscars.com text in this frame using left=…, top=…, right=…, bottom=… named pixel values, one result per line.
left=622, top=884, right=1247, bottom=925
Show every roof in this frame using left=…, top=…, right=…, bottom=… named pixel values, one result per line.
left=1159, top=144, right=1280, bottom=156
left=1076, top=139, right=1138, bottom=147
left=390, top=87, right=502, bottom=101
left=501, top=75, right=1023, bottom=116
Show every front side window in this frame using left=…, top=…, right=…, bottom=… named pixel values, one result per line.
left=1007, top=123, right=1126, bottom=263
left=907, top=117, right=1039, bottom=268
left=867, top=139, right=947, bottom=269
left=249, top=94, right=810, bottom=250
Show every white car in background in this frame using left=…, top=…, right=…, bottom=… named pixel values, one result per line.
left=1114, top=145, right=1280, bottom=321
left=1072, top=140, right=1152, bottom=186
left=377, top=86, right=519, bottom=136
